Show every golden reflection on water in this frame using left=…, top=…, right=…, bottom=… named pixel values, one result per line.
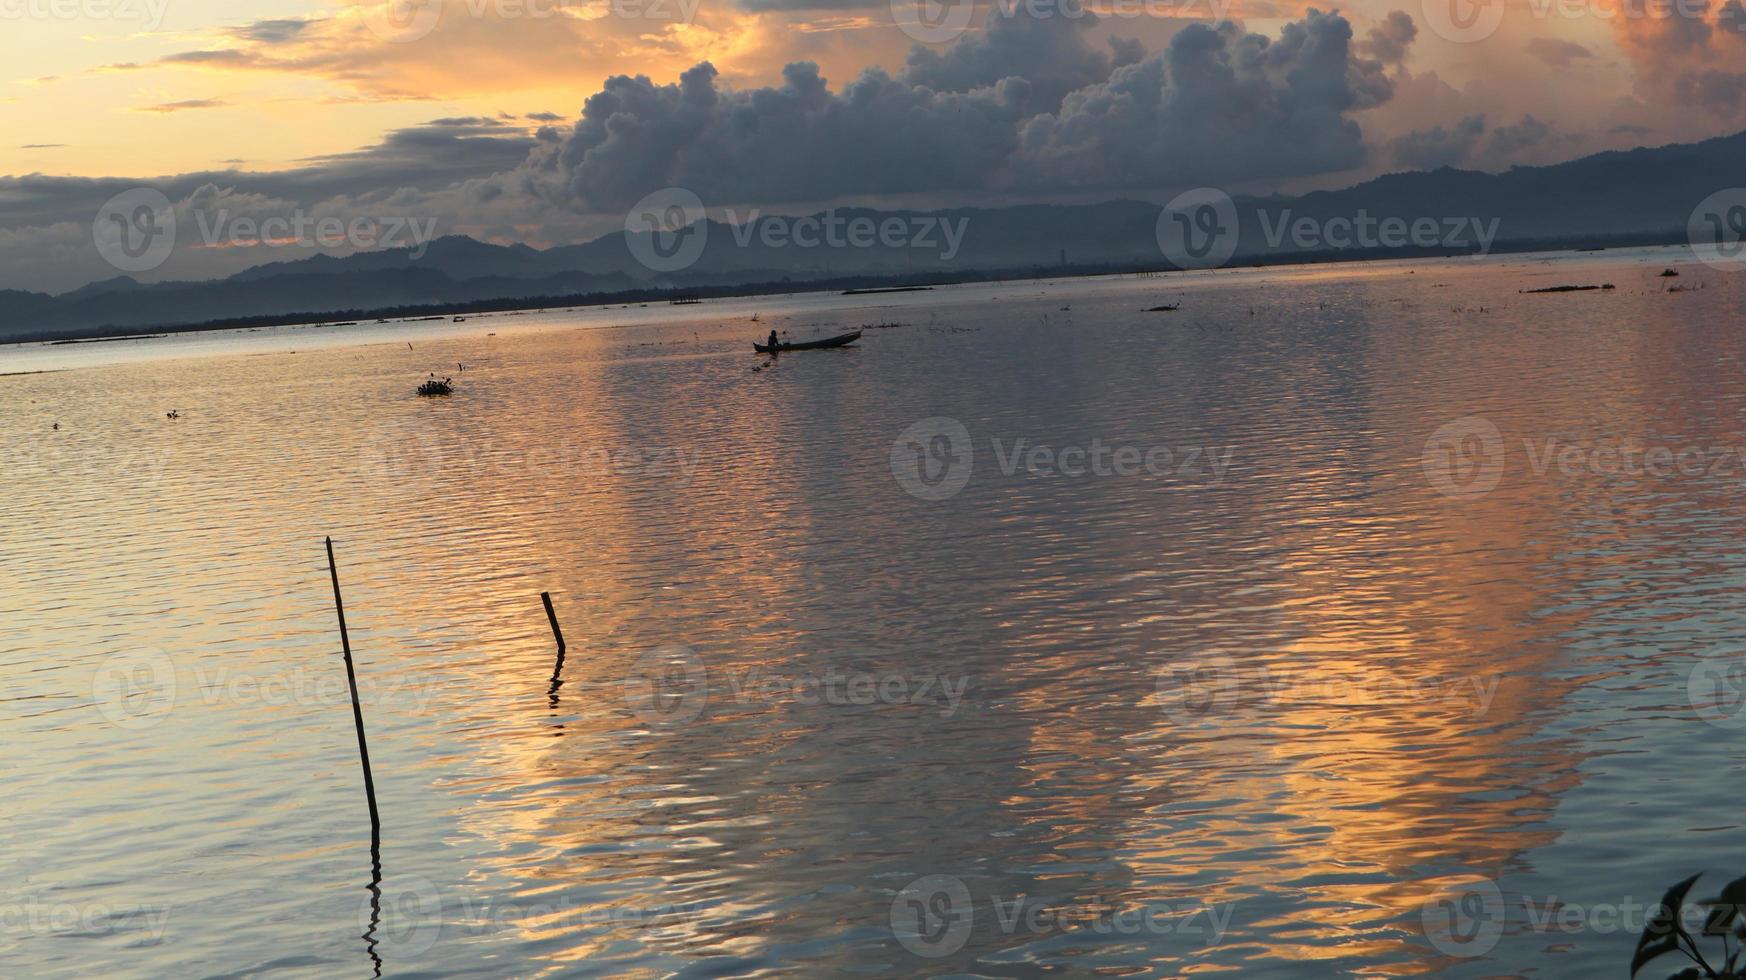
left=6, top=253, right=1746, bottom=977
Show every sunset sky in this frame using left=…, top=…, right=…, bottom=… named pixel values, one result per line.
left=4, top=0, right=1746, bottom=291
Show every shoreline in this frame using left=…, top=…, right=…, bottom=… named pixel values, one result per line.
left=4, top=233, right=1693, bottom=349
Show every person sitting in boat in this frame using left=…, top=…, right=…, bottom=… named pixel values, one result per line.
left=767, top=329, right=780, bottom=352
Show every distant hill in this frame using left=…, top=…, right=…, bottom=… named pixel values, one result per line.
left=7, top=129, right=1743, bottom=341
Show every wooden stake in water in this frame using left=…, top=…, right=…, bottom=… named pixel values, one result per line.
left=326, top=536, right=381, bottom=839
left=541, top=591, right=567, bottom=654
left=542, top=592, right=568, bottom=705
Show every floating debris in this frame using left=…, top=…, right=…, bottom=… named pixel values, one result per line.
left=1660, top=268, right=1680, bottom=277
left=1521, top=284, right=1615, bottom=293
left=1145, top=304, right=1181, bottom=312
left=417, top=376, right=454, bottom=397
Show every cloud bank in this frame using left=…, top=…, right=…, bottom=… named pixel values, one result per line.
left=557, top=7, right=1402, bottom=209
left=4, top=7, right=1417, bottom=292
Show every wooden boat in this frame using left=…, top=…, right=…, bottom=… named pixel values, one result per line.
left=754, top=330, right=862, bottom=353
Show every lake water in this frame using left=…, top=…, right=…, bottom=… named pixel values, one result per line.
left=5, top=248, right=1745, bottom=978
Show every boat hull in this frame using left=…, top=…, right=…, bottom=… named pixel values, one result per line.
left=754, top=330, right=862, bottom=353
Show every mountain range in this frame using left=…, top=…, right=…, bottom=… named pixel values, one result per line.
left=8, top=128, right=1746, bottom=342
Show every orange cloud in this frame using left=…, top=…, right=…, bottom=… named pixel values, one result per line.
left=94, top=0, right=908, bottom=104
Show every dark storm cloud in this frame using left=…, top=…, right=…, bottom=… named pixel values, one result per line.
left=1013, top=11, right=1396, bottom=188
left=903, top=3, right=1119, bottom=111
left=558, top=9, right=1403, bottom=208
left=558, top=60, right=1027, bottom=209
left=0, top=118, right=538, bottom=230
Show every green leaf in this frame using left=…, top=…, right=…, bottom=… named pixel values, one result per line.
left=1699, top=875, right=1746, bottom=937
left=1634, top=874, right=1703, bottom=977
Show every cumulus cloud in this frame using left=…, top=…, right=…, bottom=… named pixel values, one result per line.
left=903, top=3, right=1119, bottom=111
left=558, top=60, right=1028, bottom=208
left=1610, top=0, right=1746, bottom=115
left=1358, top=10, right=1416, bottom=65
left=558, top=8, right=1404, bottom=208
left=1017, top=11, right=1397, bottom=188
left=1389, top=114, right=1484, bottom=169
